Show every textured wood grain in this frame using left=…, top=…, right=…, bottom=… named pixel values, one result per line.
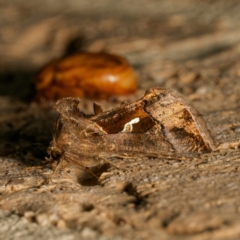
left=0, top=0, right=240, bottom=239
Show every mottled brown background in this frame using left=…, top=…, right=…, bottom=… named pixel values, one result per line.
left=0, top=0, right=240, bottom=239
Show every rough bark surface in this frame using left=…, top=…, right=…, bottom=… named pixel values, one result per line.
left=0, top=0, right=240, bottom=239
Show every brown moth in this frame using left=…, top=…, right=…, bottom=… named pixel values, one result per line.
left=47, top=87, right=216, bottom=179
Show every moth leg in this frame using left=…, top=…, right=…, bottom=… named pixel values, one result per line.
left=98, top=155, right=128, bottom=171
left=64, top=156, right=99, bottom=180
left=47, top=158, right=64, bottom=183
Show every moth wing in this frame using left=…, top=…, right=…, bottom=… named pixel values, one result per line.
left=55, top=98, right=107, bottom=136
left=143, top=88, right=215, bottom=153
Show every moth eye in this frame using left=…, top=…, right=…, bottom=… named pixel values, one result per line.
left=51, top=148, right=61, bottom=160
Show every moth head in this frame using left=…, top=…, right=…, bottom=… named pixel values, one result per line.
left=48, top=146, right=62, bottom=161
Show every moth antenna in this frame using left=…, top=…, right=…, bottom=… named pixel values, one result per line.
left=50, top=124, right=56, bottom=144
left=50, top=119, right=62, bottom=143
left=93, top=103, right=103, bottom=115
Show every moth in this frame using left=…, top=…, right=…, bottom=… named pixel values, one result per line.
left=47, top=87, right=216, bottom=180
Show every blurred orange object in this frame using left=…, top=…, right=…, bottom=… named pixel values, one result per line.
left=35, top=52, right=138, bottom=101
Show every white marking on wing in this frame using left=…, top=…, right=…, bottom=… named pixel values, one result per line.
left=121, top=117, right=140, bottom=132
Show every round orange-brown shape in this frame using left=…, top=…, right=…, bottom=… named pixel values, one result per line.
left=35, top=52, right=138, bottom=100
